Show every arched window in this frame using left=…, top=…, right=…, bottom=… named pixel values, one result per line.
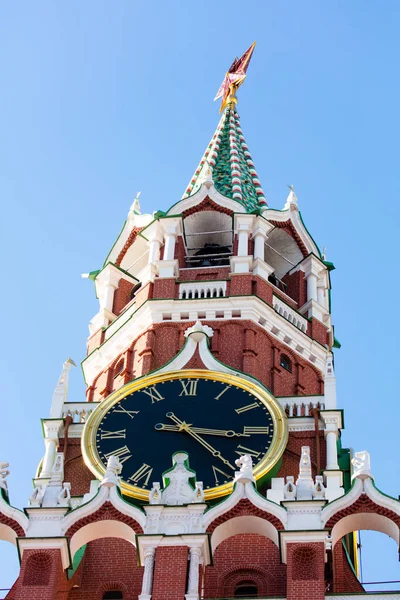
left=234, top=580, right=258, bottom=597
left=113, top=359, right=124, bottom=378
left=102, top=592, right=123, bottom=600
left=280, top=354, right=292, bottom=372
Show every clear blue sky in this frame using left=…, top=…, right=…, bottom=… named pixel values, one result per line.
left=0, top=0, right=399, bottom=593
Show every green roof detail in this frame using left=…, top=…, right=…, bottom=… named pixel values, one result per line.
left=182, top=106, right=267, bottom=213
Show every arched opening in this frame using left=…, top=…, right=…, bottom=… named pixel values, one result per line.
left=279, top=353, right=292, bottom=372
left=234, top=580, right=258, bottom=597
left=183, top=211, right=233, bottom=268
left=69, top=520, right=137, bottom=562
left=0, top=539, right=19, bottom=596
left=102, top=592, right=123, bottom=599
left=329, top=513, right=400, bottom=594
left=211, top=515, right=280, bottom=552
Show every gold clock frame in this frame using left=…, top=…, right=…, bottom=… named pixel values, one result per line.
left=82, top=369, right=288, bottom=501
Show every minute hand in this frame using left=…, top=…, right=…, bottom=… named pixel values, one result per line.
left=166, top=412, right=235, bottom=470
left=155, top=423, right=249, bottom=438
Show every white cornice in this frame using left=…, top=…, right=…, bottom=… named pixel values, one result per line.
left=83, top=294, right=327, bottom=387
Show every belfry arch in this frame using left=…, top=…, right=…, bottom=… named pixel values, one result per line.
left=210, top=514, right=280, bottom=552
left=330, top=512, right=400, bottom=549
left=69, top=520, right=137, bottom=561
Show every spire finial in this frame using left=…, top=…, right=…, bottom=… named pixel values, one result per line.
left=129, top=191, right=141, bottom=216
left=284, top=184, right=298, bottom=210
left=214, top=42, right=256, bottom=113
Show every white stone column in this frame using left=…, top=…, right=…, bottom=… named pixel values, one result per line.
left=148, top=237, right=161, bottom=265
left=253, top=227, right=266, bottom=260
left=102, top=277, right=118, bottom=313
left=230, top=214, right=255, bottom=274
left=325, top=431, right=339, bottom=470
left=40, top=421, right=62, bottom=478
left=237, top=227, right=249, bottom=256
left=186, top=547, right=202, bottom=600
left=139, top=546, right=156, bottom=600
left=163, top=228, right=177, bottom=261
left=317, top=283, right=325, bottom=306
left=306, top=272, right=318, bottom=302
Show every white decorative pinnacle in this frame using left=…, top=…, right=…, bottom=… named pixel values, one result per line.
left=233, top=454, right=255, bottom=484
left=101, top=455, right=122, bottom=488
left=199, top=161, right=214, bottom=189
left=50, top=358, right=76, bottom=419
left=184, top=320, right=214, bottom=342
left=351, top=450, right=372, bottom=480
left=0, top=462, right=10, bottom=492
left=284, top=184, right=298, bottom=211
left=129, top=191, right=141, bottom=216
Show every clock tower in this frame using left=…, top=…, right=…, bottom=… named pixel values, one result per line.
left=1, top=44, right=399, bottom=600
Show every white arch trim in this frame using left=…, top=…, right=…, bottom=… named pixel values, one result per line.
left=0, top=496, right=28, bottom=539
left=331, top=512, right=400, bottom=549
left=0, top=523, right=19, bottom=545
left=69, top=519, right=137, bottom=560
left=167, top=184, right=246, bottom=217
left=211, top=515, right=279, bottom=552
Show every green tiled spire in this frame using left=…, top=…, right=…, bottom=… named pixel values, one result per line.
left=182, top=105, right=267, bottom=212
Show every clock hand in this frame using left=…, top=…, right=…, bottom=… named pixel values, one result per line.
left=155, top=423, right=250, bottom=437
left=165, top=412, right=235, bottom=470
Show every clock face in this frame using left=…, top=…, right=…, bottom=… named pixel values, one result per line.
left=82, top=370, right=287, bottom=500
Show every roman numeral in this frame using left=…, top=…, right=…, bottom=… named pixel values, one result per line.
left=113, top=406, right=140, bottom=419
left=235, top=445, right=261, bottom=459
left=142, top=386, right=165, bottom=404
left=104, top=445, right=132, bottom=464
left=100, top=429, right=126, bottom=440
left=179, top=380, right=198, bottom=396
left=128, top=463, right=153, bottom=487
left=243, top=426, right=269, bottom=435
left=212, top=465, right=231, bottom=485
left=214, top=385, right=231, bottom=401
left=235, top=402, right=259, bottom=414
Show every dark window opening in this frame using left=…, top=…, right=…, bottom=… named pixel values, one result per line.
left=130, top=281, right=142, bottom=300
left=113, top=359, right=124, bottom=378
left=234, top=581, right=258, bottom=597
left=280, top=354, right=292, bottom=372
left=187, top=243, right=232, bottom=267
left=102, top=592, right=123, bottom=600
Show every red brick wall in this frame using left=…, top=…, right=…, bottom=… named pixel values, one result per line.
left=62, top=438, right=93, bottom=496
left=286, top=542, right=326, bottom=600
left=203, top=534, right=286, bottom=598
left=88, top=320, right=323, bottom=403
left=151, top=546, right=188, bottom=600
left=7, top=549, right=65, bottom=600
left=333, top=541, right=364, bottom=593
left=67, top=538, right=143, bottom=600
left=277, top=430, right=327, bottom=479
left=113, top=279, right=135, bottom=316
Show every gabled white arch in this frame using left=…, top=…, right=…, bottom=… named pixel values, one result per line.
left=0, top=494, right=29, bottom=543
left=69, top=519, right=137, bottom=560
left=211, top=515, right=280, bottom=551
left=330, top=512, right=399, bottom=549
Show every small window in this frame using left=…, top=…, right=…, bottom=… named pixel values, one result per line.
left=113, top=359, right=124, bottom=378
left=130, top=281, right=141, bottom=300
left=280, top=354, right=292, bottom=372
left=102, top=592, right=123, bottom=600
left=234, top=581, right=258, bottom=597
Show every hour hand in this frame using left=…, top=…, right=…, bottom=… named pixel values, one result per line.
left=155, top=423, right=249, bottom=437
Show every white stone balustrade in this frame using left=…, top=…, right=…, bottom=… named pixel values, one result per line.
left=179, top=281, right=227, bottom=300
left=279, top=396, right=325, bottom=417
left=273, top=295, right=308, bottom=333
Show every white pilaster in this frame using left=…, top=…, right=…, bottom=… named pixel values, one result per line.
left=252, top=216, right=275, bottom=281
left=157, top=217, right=182, bottom=278
left=230, top=214, right=254, bottom=274
left=186, top=546, right=202, bottom=600
left=139, top=546, right=156, bottom=600
left=324, top=354, right=337, bottom=409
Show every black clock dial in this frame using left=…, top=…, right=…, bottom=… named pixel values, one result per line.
left=94, top=376, right=275, bottom=493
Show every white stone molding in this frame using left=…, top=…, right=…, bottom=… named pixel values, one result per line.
left=0, top=488, right=29, bottom=543
left=296, top=447, right=314, bottom=500
left=279, top=396, right=325, bottom=418
left=144, top=503, right=206, bottom=535
left=17, top=536, right=71, bottom=570
left=283, top=500, right=327, bottom=531
left=50, top=358, right=76, bottom=418
left=82, top=293, right=328, bottom=387
left=203, top=480, right=287, bottom=548
left=264, top=207, right=320, bottom=257
left=0, top=463, right=9, bottom=493
left=321, top=477, right=364, bottom=527
left=168, top=180, right=246, bottom=216
left=279, top=530, right=330, bottom=564
left=179, top=280, right=227, bottom=300
left=273, top=295, right=308, bottom=333
left=105, top=211, right=153, bottom=267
